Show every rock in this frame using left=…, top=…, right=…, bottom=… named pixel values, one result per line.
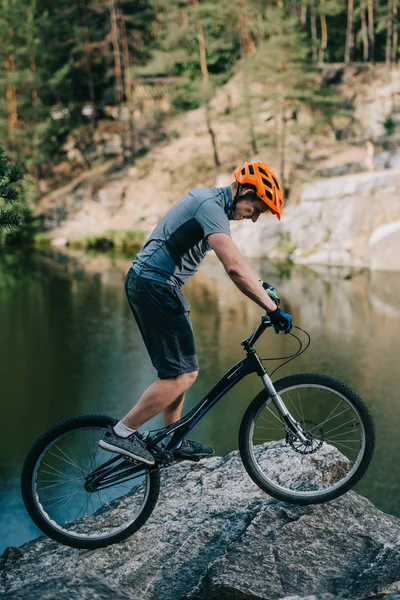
left=1, top=547, right=23, bottom=563
left=186, top=495, right=400, bottom=599
left=1, top=448, right=399, bottom=600
left=231, top=168, right=400, bottom=271
left=50, top=237, right=68, bottom=247
left=97, top=185, right=124, bottom=214
left=2, top=572, right=140, bottom=599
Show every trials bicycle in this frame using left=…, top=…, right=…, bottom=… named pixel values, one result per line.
left=21, top=316, right=375, bottom=549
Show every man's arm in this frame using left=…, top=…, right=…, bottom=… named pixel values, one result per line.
left=208, top=232, right=277, bottom=313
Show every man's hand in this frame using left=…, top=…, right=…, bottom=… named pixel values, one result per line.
left=267, top=307, right=293, bottom=334
left=259, top=280, right=280, bottom=306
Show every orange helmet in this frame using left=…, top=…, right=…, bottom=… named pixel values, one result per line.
left=234, top=161, right=284, bottom=220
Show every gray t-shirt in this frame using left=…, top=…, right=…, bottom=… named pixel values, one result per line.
left=131, top=186, right=234, bottom=287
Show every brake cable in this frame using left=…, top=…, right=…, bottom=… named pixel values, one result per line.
left=260, top=325, right=311, bottom=379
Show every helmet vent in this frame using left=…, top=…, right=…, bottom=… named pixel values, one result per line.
left=265, top=190, right=273, bottom=200
left=258, top=167, right=267, bottom=176
left=249, top=164, right=255, bottom=175
left=262, top=177, right=273, bottom=189
left=272, top=176, right=280, bottom=190
left=241, top=168, right=246, bottom=175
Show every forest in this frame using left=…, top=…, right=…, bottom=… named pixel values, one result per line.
left=0, top=0, right=398, bottom=229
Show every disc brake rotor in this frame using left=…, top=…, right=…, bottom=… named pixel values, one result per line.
left=286, top=419, right=324, bottom=454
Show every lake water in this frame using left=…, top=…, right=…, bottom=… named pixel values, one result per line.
left=1, top=248, right=399, bottom=553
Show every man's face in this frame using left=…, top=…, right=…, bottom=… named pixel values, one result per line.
left=234, top=193, right=270, bottom=223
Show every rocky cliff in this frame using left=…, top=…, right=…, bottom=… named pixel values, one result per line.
left=232, top=168, right=400, bottom=271
left=36, top=64, right=400, bottom=272
left=1, top=447, right=400, bottom=600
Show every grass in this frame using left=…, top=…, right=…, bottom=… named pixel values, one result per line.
left=67, top=229, right=145, bottom=251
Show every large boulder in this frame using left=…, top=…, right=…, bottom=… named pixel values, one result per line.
left=1, top=447, right=399, bottom=600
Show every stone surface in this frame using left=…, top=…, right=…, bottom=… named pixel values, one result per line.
left=1, top=447, right=400, bottom=600
left=2, top=572, right=139, bottom=599
left=231, top=168, right=400, bottom=271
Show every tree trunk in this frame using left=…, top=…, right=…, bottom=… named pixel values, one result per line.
left=367, top=0, right=375, bottom=61
left=109, top=0, right=123, bottom=104
left=192, top=0, right=220, bottom=167
left=239, top=0, right=257, bottom=154
left=243, top=70, right=257, bottom=154
left=5, top=55, right=18, bottom=134
left=238, top=0, right=256, bottom=57
left=361, top=2, right=369, bottom=61
left=5, top=25, right=18, bottom=135
left=193, top=0, right=209, bottom=84
left=385, top=0, right=393, bottom=65
left=205, top=103, right=220, bottom=167
left=319, top=0, right=328, bottom=64
left=345, top=0, right=355, bottom=63
left=31, top=55, right=41, bottom=194
left=300, top=0, right=307, bottom=29
left=391, top=0, right=398, bottom=63
left=278, top=96, right=287, bottom=195
left=80, top=0, right=96, bottom=124
left=119, top=10, right=135, bottom=163
left=310, top=0, right=318, bottom=62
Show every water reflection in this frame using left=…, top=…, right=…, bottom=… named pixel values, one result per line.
left=0, top=248, right=399, bottom=552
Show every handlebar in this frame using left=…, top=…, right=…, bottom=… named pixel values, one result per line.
left=242, top=314, right=273, bottom=350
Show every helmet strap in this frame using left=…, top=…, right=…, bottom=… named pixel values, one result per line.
left=232, top=183, right=240, bottom=215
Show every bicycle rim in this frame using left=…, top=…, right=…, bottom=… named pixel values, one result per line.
left=31, top=426, right=151, bottom=542
left=248, top=382, right=367, bottom=499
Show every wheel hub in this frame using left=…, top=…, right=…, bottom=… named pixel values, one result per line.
left=286, top=419, right=324, bottom=454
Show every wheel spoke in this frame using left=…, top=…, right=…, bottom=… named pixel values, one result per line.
left=29, top=423, right=154, bottom=545
left=246, top=380, right=371, bottom=500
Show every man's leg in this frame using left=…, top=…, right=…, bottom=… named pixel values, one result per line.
left=163, top=392, right=185, bottom=427
left=121, top=371, right=198, bottom=430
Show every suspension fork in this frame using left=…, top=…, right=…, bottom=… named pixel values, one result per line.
left=261, top=372, right=309, bottom=444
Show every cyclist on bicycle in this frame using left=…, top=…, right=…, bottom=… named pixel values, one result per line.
left=99, top=161, right=293, bottom=464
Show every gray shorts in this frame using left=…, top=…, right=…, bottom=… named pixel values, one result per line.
left=125, top=268, right=199, bottom=378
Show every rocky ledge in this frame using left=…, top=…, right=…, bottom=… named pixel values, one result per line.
left=1, top=448, right=399, bottom=600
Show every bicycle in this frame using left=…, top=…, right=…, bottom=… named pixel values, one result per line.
left=21, top=316, right=375, bottom=549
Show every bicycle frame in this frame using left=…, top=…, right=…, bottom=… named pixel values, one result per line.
left=146, top=315, right=309, bottom=453
left=86, top=316, right=309, bottom=490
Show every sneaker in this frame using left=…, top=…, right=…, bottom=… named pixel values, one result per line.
left=173, top=439, right=214, bottom=459
left=98, top=429, right=155, bottom=465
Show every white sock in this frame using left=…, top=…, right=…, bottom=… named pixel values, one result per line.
left=113, top=421, right=136, bottom=438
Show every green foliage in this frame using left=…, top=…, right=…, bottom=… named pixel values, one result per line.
left=68, top=229, right=145, bottom=251
left=170, top=80, right=203, bottom=112
left=0, top=147, right=25, bottom=234
left=0, top=0, right=398, bottom=189
left=32, top=232, right=51, bottom=246
left=383, top=117, right=396, bottom=136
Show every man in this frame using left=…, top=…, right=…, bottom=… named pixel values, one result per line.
left=99, top=160, right=293, bottom=464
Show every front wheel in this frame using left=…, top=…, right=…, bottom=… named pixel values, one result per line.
left=21, top=414, right=160, bottom=549
left=239, top=374, right=375, bottom=505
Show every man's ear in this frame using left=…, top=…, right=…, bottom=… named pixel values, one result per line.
left=239, top=185, right=257, bottom=198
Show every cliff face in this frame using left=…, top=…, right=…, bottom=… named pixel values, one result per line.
left=232, top=168, right=400, bottom=271
left=1, top=447, right=400, bottom=600
left=37, top=64, right=400, bottom=267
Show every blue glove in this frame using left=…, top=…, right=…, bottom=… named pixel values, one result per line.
left=267, top=307, right=293, bottom=334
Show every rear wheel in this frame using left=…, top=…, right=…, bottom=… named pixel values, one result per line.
left=239, top=374, right=375, bottom=505
left=21, top=415, right=160, bottom=549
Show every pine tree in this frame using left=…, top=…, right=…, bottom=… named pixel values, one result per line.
left=246, top=6, right=344, bottom=192
left=0, top=147, right=25, bottom=232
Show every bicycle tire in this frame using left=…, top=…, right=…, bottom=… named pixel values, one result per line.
left=239, top=373, right=375, bottom=505
left=21, top=414, right=161, bottom=549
